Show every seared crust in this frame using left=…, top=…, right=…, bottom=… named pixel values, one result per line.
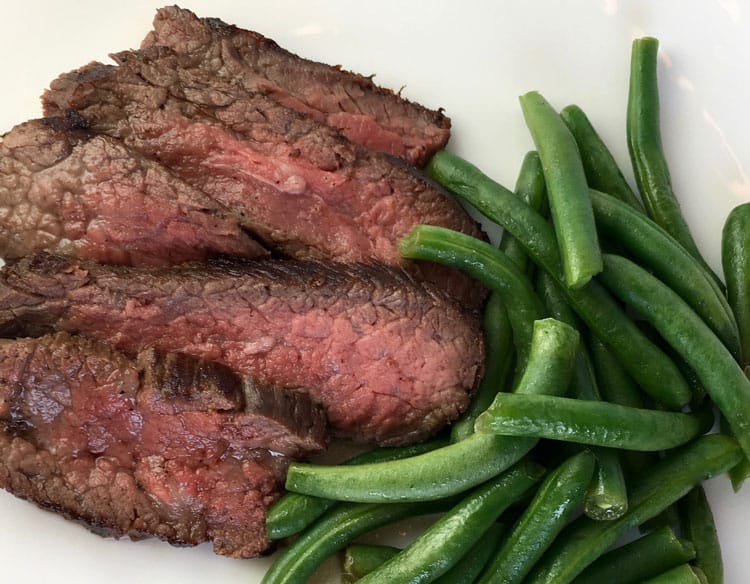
left=42, top=46, right=485, bottom=305
left=0, top=253, right=484, bottom=445
left=142, top=5, right=450, bottom=166
left=0, top=332, right=322, bottom=557
left=0, top=116, right=266, bottom=264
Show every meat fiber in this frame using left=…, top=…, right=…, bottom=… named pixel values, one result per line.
left=141, top=5, right=450, bottom=166
left=42, top=47, right=485, bottom=305
left=0, top=333, right=327, bottom=557
left=0, top=253, right=484, bottom=445
left=0, top=115, right=266, bottom=265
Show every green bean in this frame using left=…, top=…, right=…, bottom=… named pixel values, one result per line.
left=722, top=413, right=750, bottom=491
left=507, top=318, right=579, bottom=398
left=357, top=461, right=544, bottom=584
left=642, top=565, right=709, bottom=584
left=536, top=271, right=627, bottom=519
left=426, top=151, right=559, bottom=269
left=400, top=225, right=544, bottom=373
left=500, top=150, right=547, bottom=275
left=450, top=155, right=546, bottom=442
left=266, top=439, right=447, bottom=539
left=636, top=319, right=709, bottom=407
left=535, top=269, right=580, bottom=329
left=588, top=335, right=645, bottom=409
left=525, top=434, right=742, bottom=584
left=426, top=150, right=691, bottom=409
left=342, top=545, right=399, bottom=583
left=589, top=334, right=661, bottom=484
left=599, top=253, right=750, bottom=461
left=451, top=292, right=514, bottom=443
left=285, top=319, right=577, bottom=503
left=569, top=351, right=627, bottom=520
left=584, top=445, right=628, bottom=521
left=679, top=486, right=723, bottom=584
left=627, top=37, right=719, bottom=286
left=575, top=526, right=696, bottom=584
left=519, top=91, right=602, bottom=288
left=260, top=498, right=453, bottom=584
left=342, top=523, right=506, bottom=584
left=729, top=449, right=750, bottom=491
left=590, top=189, right=740, bottom=359
left=722, top=202, right=750, bottom=368
left=560, top=104, right=644, bottom=211
left=286, top=432, right=533, bottom=504
left=430, top=523, right=505, bottom=584
left=476, top=393, right=713, bottom=451
left=476, top=451, right=595, bottom=584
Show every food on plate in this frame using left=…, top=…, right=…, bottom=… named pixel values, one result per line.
left=1, top=3, right=748, bottom=581
left=559, top=104, right=645, bottom=212
left=588, top=190, right=740, bottom=359
left=265, top=33, right=750, bottom=582
left=266, top=461, right=543, bottom=584
left=266, top=437, right=448, bottom=540
left=0, top=253, right=483, bottom=445
left=524, top=435, right=740, bottom=583
left=0, top=4, right=483, bottom=562
left=722, top=201, right=750, bottom=372
left=627, top=37, right=718, bottom=283
left=43, top=45, right=483, bottom=304
left=141, top=5, right=451, bottom=166
left=476, top=451, right=596, bottom=584
left=535, top=268, right=628, bottom=521
left=519, top=91, right=603, bottom=290
left=0, top=332, right=326, bottom=557
left=0, top=116, right=267, bottom=264
left=573, top=526, right=696, bottom=584
left=474, top=392, right=713, bottom=450
left=284, top=318, right=577, bottom=504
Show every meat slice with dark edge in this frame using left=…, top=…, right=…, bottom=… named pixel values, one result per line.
left=0, top=115, right=266, bottom=265
left=42, top=47, right=485, bottom=305
left=0, top=253, right=483, bottom=445
left=0, top=333, right=327, bottom=557
left=141, top=5, right=450, bottom=166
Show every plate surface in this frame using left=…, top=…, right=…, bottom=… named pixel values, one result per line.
left=1, top=1, right=749, bottom=582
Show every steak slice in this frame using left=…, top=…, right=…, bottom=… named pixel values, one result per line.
left=0, top=332, right=326, bottom=557
left=141, top=5, right=450, bottom=166
left=0, top=253, right=484, bottom=445
left=42, top=47, right=485, bottom=305
left=0, top=115, right=266, bottom=265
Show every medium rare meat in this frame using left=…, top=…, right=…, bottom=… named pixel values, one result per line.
left=0, top=253, right=484, bottom=445
left=0, top=333, right=327, bottom=557
left=141, top=5, right=450, bottom=166
left=0, top=115, right=266, bottom=265
left=42, top=47, right=485, bottom=305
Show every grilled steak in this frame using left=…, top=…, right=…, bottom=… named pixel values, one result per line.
left=0, top=333, right=327, bottom=557
left=0, top=253, right=483, bottom=445
left=0, top=115, right=266, bottom=265
left=141, top=5, right=450, bottom=166
left=42, top=47, right=485, bottom=305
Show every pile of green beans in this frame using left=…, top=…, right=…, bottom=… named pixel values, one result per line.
left=260, top=36, right=749, bottom=584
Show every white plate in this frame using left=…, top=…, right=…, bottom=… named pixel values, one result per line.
left=1, top=1, right=749, bottom=582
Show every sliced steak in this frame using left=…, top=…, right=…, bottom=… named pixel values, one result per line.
left=0, top=332, right=327, bottom=557
left=0, top=115, right=266, bottom=265
left=0, top=253, right=484, bottom=445
left=141, top=5, right=450, bottom=166
left=42, top=48, right=485, bottom=305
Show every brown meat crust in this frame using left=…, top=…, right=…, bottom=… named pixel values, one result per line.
left=142, top=5, right=451, bottom=166
left=42, top=46, right=486, bottom=305
left=0, top=253, right=484, bottom=445
left=0, top=115, right=266, bottom=265
left=0, top=333, right=326, bottom=557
